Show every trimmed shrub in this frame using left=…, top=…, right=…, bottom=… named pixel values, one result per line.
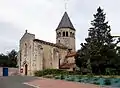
left=43, top=75, right=55, bottom=78
left=34, top=69, right=68, bottom=76
left=34, top=69, right=81, bottom=77
left=104, top=79, right=111, bottom=85
left=54, top=75, right=61, bottom=79
left=60, top=74, right=64, bottom=80
left=93, top=82, right=100, bottom=85
left=34, top=70, right=44, bottom=76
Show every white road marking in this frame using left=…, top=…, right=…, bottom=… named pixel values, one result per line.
left=23, top=83, right=40, bottom=88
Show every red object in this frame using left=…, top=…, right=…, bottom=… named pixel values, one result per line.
left=20, top=68, right=23, bottom=73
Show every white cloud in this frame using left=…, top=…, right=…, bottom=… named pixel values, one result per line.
left=0, top=0, right=120, bottom=53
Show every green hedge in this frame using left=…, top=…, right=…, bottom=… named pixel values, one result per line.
left=34, top=69, right=81, bottom=77
left=34, top=69, right=120, bottom=86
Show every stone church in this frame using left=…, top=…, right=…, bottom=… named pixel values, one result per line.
left=18, top=12, right=76, bottom=76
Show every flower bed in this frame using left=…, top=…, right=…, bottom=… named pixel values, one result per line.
left=34, top=69, right=120, bottom=87
left=54, top=75, right=120, bottom=87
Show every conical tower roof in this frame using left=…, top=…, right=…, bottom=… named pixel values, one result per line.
left=56, top=12, right=75, bottom=31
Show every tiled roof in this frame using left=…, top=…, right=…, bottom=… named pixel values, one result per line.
left=33, top=39, right=68, bottom=49
left=65, top=52, right=76, bottom=58
left=60, top=63, right=75, bottom=69
left=56, top=12, right=75, bottom=31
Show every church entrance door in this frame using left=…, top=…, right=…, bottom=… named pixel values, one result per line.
left=25, top=64, right=28, bottom=75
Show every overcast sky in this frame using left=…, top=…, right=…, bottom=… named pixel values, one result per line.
left=0, top=0, right=120, bottom=54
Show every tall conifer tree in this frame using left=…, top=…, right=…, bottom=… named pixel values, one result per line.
left=75, top=7, right=120, bottom=74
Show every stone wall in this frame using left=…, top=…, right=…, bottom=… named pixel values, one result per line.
left=19, top=31, right=35, bottom=76
left=56, top=28, right=76, bottom=51
left=33, top=41, right=68, bottom=70
left=18, top=31, right=73, bottom=76
left=0, top=67, right=19, bottom=76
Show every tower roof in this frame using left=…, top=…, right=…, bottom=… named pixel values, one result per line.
left=56, top=12, right=75, bottom=31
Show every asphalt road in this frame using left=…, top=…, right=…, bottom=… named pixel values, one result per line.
left=0, top=76, right=39, bottom=88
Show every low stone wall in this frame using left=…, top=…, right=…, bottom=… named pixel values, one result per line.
left=0, top=67, right=19, bottom=76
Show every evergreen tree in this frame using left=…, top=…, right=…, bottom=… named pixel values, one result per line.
left=0, top=54, right=9, bottom=67
left=8, top=49, right=17, bottom=67
left=75, top=7, right=120, bottom=75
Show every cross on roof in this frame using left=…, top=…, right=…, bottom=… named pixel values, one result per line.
left=64, top=0, right=69, bottom=11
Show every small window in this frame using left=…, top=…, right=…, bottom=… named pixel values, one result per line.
left=63, top=32, right=65, bottom=37
left=56, top=33, right=59, bottom=38
left=24, top=43, right=27, bottom=56
left=73, top=33, right=75, bottom=37
left=66, top=32, right=68, bottom=37
left=58, top=40, right=60, bottom=43
left=59, top=32, right=61, bottom=37
left=70, top=32, right=72, bottom=37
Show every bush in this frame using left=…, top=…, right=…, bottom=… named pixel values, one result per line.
left=43, top=75, right=54, bottom=78
left=60, top=74, right=64, bottom=80
left=54, top=75, right=61, bottom=79
left=34, top=70, right=44, bottom=76
left=34, top=69, right=82, bottom=77
left=93, top=82, right=100, bottom=85
left=34, top=69, right=70, bottom=77
left=104, top=79, right=111, bottom=85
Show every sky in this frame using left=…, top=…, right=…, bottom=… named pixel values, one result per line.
left=0, top=0, right=120, bottom=54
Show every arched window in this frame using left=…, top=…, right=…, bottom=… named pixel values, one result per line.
left=66, top=32, right=68, bottom=37
left=38, top=45, right=43, bottom=50
left=58, top=32, right=61, bottom=37
left=57, top=32, right=61, bottom=38
left=70, top=32, right=72, bottom=37
left=38, top=45, right=43, bottom=54
left=25, top=43, right=27, bottom=56
left=73, top=33, right=75, bottom=37
left=63, top=32, right=65, bottom=37
left=57, top=33, right=59, bottom=38
left=58, top=40, right=60, bottom=43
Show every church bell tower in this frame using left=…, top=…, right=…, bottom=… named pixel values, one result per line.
left=56, top=12, right=76, bottom=51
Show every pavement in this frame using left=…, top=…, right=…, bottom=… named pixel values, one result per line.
left=26, top=77, right=110, bottom=88
left=0, top=76, right=39, bottom=88
left=0, top=67, right=115, bottom=88
left=0, top=75, right=111, bottom=88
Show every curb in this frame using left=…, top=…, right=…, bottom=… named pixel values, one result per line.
left=23, top=83, right=40, bottom=88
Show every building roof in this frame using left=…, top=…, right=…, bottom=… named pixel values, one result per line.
left=60, top=63, right=75, bottom=69
left=65, top=52, right=76, bottom=58
left=56, top=12, right=75, bottom=31
left=60, top=52, right=76, bottom=69
left=33, top=39, right=68, bottom=49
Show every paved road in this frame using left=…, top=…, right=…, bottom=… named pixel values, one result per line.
left=0, top=76, right=39, bottom=88
left=28, top=77, right=101, bottom=88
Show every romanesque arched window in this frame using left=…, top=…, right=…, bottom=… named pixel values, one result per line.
left=38, top=45, right=43, bottom=54
left=73, top=33, right=75, bottom=38
left=53, top=48, right=59, bottom=68
left=66, top=32, right=68, bottom=37
left=58, top=32, right=61, bottom=37
left=38, top=45, right=43, bottom=50
left=63, top=31, right=65, bottom=37
left=57, top=33, right=59, bottom=38
left=58, top=40, right=60, bottom=43
left=25, top=43, right=27, bottom=56
left=70, top=32, right=72, bottom=37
